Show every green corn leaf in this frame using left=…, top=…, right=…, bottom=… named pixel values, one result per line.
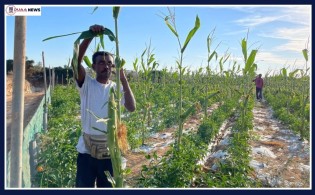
left=152, top=61, right=159, bottom=70
left=244, top=49, right=258, bottom=73
left=219, top=57, right=224, bottom=73
left=43, top=28, right=115, bottom=42
left=207, top=34, right=211, bottom=53
left=224, top=71, right=230, bottom=78
left=208, top=51, right=217, bottom=63
left=70, top=28, right=115, bottom=79
left=100, top=34, right=104, bottom=49
left=72, top=41, right=80, bottom=79
left=91, top=6, right=98, bottom=14
left=223, top=53, right=230, bottom=64
left=115, top=57, right=121, bottom=69
left=165, top=17, right=178, bottom=37
left=120, top=58, right=126, bottom=68
left=75, top=29, right=115, bottom=42
left=302, top=49, right=308, bottom=61
left=289, top=69, right=301, bottom=78
left=181, top=15, right=200, bottom=53
left=42, top=31, right=82, bottom=42
left=148, top=54, right=155, bottom=65
left=133, top=58, right=138, bottom=71
left=83, top=56, right=92, bottom=68
left=206, top=90, right=220, bottom=100
left=141, top=48, right=147, bottom=58
left=241, top=38, right=247, bottom=62
left=182, top=67, right=187, bottom=75
left=180, top=102, right=200, bottom=121
left=281, top=68, right=287, bottom=77
left=96, top=42, right=100, bottom=52
left=104, top=171, right=116, bottom=187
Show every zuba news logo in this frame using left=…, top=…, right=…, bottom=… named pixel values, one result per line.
left=5, top=5, right=41, bottom=16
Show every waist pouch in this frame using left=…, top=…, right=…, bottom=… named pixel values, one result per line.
left=83, top=133, right=110, bottom=159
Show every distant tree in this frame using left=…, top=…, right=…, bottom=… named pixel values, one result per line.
left=35, top=61, right=42, bottom=68
left=26, top=59, right=35, bottom=69
left=6, top=59, right=14, bottom=73
left=7, top=57, right=36, bottom=74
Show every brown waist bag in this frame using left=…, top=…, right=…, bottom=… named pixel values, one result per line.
left=83, top=132, right=110, bottom=159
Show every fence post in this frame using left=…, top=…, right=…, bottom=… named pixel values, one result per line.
left=42, top=52, right=48, bottom=132
left=10, top=16, right=26, bottom=188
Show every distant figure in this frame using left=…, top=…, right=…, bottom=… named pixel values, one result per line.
left=252, top=74, right=264, bottom=101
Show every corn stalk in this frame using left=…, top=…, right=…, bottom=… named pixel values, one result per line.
left=138, top=42, right=158, bottom=145
left=163, top=8, right=200, bottom=150
left=204, top=28, right=219, bottom=118
left=103, top=6, right=126, bottom=188
left=104, top=88, right=123, bottom=187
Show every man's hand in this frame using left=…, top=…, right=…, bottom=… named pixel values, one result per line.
left=89, top=24, right=105, bottom=34
left=120, top=68, right=127, bottom=82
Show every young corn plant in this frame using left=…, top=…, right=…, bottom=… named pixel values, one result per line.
left=240, top=31, right=259, bottom=105
left=163, top=8, right=200, bottom=150
left=203, top=28, right=220, bottom=118
left=137, top=42, right=159, bottom=145
left=104, top=6, right=128, bottom=188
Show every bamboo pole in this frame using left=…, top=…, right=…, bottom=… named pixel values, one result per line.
left=10, top=16, right=26, bottom=188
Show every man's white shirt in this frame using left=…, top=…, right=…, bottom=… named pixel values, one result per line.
left=75, top=74, right=125, bottom=154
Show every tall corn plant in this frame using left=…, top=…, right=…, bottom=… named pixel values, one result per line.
left=240, top=31, right=258, bottom=95
left=204, top=29, right=220, bottom=118
left=103, top=6, right=127, bottom=188
left=86, top=6, right=127, bottom=187
left=163, top=8, right=200, bottom=150
left=239, top=32, right=258, bottom=124
left=91, top=7, right=127, bottom=187
left=300, top=41, right=310, bottom=139
left=137, top=43, right=159, bottom=145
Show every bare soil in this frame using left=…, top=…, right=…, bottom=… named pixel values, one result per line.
left=6, top=74, right=45, bottom=153
left=124, top=103, right=220, bottom=187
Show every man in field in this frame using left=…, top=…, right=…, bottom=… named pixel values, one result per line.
left=252, top=74, right=264, bottom=101
left=73, top=24, right=136, bottom=187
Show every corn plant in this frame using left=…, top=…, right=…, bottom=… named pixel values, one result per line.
left=240, top=31, right=259, bottom=95
left=137, top=42, right=159, bottom=145
left=162, top=8, right=200, bottom=150
left=300, top=42, right=310, bottom=139
left=103, top=6, right=127, bottom=188
left=203, top=29, right=220, bottom=118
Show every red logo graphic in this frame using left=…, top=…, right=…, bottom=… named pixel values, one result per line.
left=6, top=5, right=16, bottom=15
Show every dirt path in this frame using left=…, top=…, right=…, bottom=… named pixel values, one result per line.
left=124, top=103, right=220, bottom=187
left=6, top=74, right=45, bottom=153
left=249, top=100, right=310, bottom=188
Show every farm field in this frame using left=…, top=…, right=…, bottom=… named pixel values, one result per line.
left=123, top=98, right=309, bottom=188
left=31, top=70, right=310, bottom=188
left=6, top=6, right=310, bottom=189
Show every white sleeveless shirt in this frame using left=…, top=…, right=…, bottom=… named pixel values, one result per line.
left=75, top=75, right=124, bottom=154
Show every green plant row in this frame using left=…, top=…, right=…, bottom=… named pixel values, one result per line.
left=34, top=85, right=81, bottom=187
left=136, top=88, right=241, bottom=187
left=194, top=95, right=262, bottom=187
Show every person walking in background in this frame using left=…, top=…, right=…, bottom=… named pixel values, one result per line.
left=252, top=74, right=264, bottom=101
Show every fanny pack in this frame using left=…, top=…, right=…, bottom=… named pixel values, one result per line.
left=83, top=132, right=110, bottom=159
